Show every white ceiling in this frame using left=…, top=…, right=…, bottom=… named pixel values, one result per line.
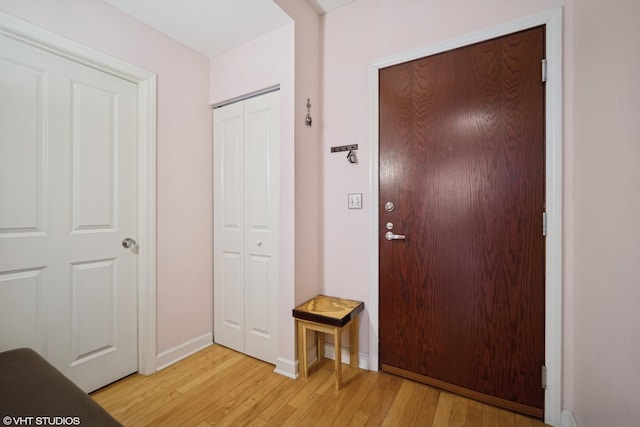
left=102, top=0, right=354, bottom=58
left=307, top=0, right=353, bottom=15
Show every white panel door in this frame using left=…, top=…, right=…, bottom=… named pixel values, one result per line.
left=213, top=101, right=245, bottom=354
left=0, top=32, right=138, bottom=392
left=213, top=91, right=279, bottom=365
left=243, top=93, right=279, bottom=363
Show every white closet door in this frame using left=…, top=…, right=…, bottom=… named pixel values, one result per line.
left=0, top=31, right=138, bottom=392
left=213, top=101, right=245, bottom=354
left=213, top=91, right=279, bottom=365
left=243, top=92, right=279, bottom=363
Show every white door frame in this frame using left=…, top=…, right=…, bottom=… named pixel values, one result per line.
left=0, top=11, right=158, bottom=375
left=368, top=9, right=563, bottom=426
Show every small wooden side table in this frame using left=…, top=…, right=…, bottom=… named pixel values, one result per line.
left=292, top=295, right=364, bottom=390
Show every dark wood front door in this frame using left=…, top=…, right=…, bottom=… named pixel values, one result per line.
left=378, top=27, right=546, bottom=417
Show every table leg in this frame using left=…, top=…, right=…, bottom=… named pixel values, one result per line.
left=334, top=327, right=342, bottom=390
left=349, top=316, right=359, bottom=369
left=298, top=321, right=308, bottom=379
left=318, top=331, right=325, bottom=362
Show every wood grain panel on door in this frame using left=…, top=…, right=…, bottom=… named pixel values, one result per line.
left=379, top=27, right=546, bottom=417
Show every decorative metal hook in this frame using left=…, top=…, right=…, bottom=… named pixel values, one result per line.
left=347, top=150, right=357, bottom=164
left=305, top=98, right=312, bottom=127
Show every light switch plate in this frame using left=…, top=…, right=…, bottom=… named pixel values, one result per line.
left=348, top=193, right=362, bottom=209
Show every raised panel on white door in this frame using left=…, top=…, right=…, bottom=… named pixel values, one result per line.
left=221, top=252, right=243, bottom=328
left=70, top=259, right=116, bottom=364
left=244, top=254, right=278, bottom=363
left=214, top=101, right=245, bottom=352
left=71, top=82, right=116, bottom=232
left=244, top=92, right=279, bottom=242
left=0, top=268, right=45, bottom=353
left=0, top=58, right=46, bottom=236
left=245, top=255, right=270, bottom=336
left=245, top=106, right=270, bottom=231
left=222, top=114, right=244, bottom=232
left=218, top=251, right=244, bottom=352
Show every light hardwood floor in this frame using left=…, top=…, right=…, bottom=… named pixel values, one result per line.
left=91, top=344, right=549, bottom=426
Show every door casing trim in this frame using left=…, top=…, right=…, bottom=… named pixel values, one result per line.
left=368, top=8, right=563, bottom=425
left=0, top=11, right=158, bottom=375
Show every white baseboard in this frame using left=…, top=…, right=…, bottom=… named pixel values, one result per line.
left=561, top=409, right=578, bottom=427
left=155, top=332, right=213, bottom=371
left=300, top=342, right=370, bottom=371
left=274, top=356, right=297, bottom=379
left=320, top=342, right=370, bottom=370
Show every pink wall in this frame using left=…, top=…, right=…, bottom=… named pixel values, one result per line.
left=0, top=0, right=213, bottom=355
left=571, top=0, right=640, bottom=425
left=275, top=0, right=324, bottom=307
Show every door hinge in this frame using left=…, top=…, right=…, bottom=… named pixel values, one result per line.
left=542, top=211, right=548, bottom=237
left=541, top=365, right=547, bottom=389
left=542, top=59, right=547, bottom=83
